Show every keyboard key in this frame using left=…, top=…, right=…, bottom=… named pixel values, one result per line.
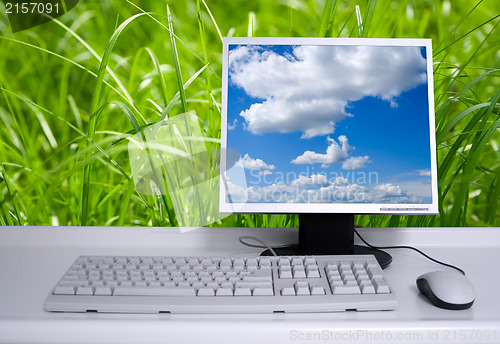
left=330, top=279, right=344, bottom=287
left=76, top=286, right=93, bottom=295
left=253, top=287, right=274, bottom=296
left=220, top=282, right=233, bottom=289
left=344, top=279, right=357, bottom=286
left=106, top=281, right=119, bottom=288
left=114, top=287, right=196, bottom=296
left=228, top=276, right=240, bottom=283
left=53, top=286, right=75, bottom=295
left=279, top=267, right=293, bottom=279
left=278, top=258, right=290, bottom=267
left=187, top=258, right=199, bottom=266
left=293, top=267, right=306, bottom=278
left=206, top=282, right=218, bottom=289
left=372, top=278, right=390, bottom=294
left=220, top=258, right=232, bottom=267
left=340, top=262, right=351, bottom=270
left=295, top=281, right=310, bottom=296
left=352, top=262, right=364, bottom=270
left=200, top=258, right=212, bottom=267
left=200, top=277, right=212, bottom=284
left=191, top=282, right=204, bottom=289
left=281, top=286, right=295, bottom=296
left=360, top=283, right=376, bottom=294
left=234, top=287, right=252, bottom=296
left=235, top=281, right=273, bottom=289
left=310, top=286, right=326, bottom=295
left=242, top=275, right=272, bottom=283
left=332, top=285, right=360, bottom=295
left=197, top=287, right=215, bottom=296
left=355, top=272, right=370, bottom=281
left=368, top=269, right=383, bottom=280
left=94, top=287, right=112, bottom=296
left=246, top=258, right=258, bottom=267
left=215, top=288, right=233, bottom=296
left=242, top=268, right=272, bottom=280
left=214, top=276, right=226, bottom=284
left=258, top=258, right=271, bottom=267
left=233, top=258, right=245, bottom=267
left=306, top=267, right=320, bottom=278
left=326, top=263, right=338, bottom=272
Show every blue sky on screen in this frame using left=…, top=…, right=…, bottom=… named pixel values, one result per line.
left=226, top=44, right=433, bottom=204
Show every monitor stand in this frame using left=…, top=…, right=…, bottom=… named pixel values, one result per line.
left=261, top=213, right=392, bottom=269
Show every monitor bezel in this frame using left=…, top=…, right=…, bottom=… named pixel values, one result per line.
left=220, top=37, right=438, bottom=215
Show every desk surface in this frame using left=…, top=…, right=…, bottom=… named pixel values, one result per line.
left=1, top=226, right=499, bottom=344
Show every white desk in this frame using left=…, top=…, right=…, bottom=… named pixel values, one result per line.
left=0, top=226, right=499, bottom=344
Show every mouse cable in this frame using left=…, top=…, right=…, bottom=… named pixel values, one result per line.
left=239, top=231, right=466, bottom=276
left=353, top=228, right=466, bottom=276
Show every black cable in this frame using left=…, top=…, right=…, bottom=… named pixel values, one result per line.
left=354, top=228, right=466, bottom=276
left=238, top=236, right=278, bottom=256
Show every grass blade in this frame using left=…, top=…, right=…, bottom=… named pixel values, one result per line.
left=437, top=102, right=494, bottom=144
left=318, top=0, right=339, bottom=37
left=167, top=5, right=189, bottom=114
left=362, top=0, right=377, bottom=37
left=355, top=5, right=363, bottom=38
left=0, top=163, right=23, bottom=225
left=201, top=0, right=223, bottom=43
left=145, top=47, right=169, bottom=108
left=248, top=12, right=256, bottom=37
left=196, top=0, right=216, bottom=125
left=160, top=63, right=209, bottom=120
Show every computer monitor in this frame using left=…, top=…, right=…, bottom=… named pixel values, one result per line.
left=220, top=37, right=437, bottom=267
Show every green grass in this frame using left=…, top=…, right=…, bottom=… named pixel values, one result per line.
left=0, top=0, right=499, bottom=227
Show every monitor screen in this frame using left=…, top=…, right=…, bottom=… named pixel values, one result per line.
left=220, top=37, right=438, bottom=215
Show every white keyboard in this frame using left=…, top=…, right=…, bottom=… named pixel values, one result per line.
left=45, top=254, right=397, bottom=313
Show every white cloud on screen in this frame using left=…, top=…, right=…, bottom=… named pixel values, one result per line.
left=291, top=174, right=330, bottom=187
left=227, top=119, right=238, bottom=130
left=226, top=174, right=421, bottom=204
left=342, top=156, right=371, bottom=170
left=236, top=154, right=275, bottom=171
left=290, top=135, right=369, bottom=170
left=418, top=169, right=432, bottom=176
left=393, top=180, right=432, bottom=199
left=229, top=44, right=427, bottom=138
left=373, top=183, right=404, bottom=197
left=291, top=135, right=351, bottom=164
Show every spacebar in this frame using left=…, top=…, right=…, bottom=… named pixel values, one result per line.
left=113, top=287, right=196, bottom=296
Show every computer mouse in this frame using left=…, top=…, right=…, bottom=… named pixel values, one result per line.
left=416, top=270, right=474, bottom=310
